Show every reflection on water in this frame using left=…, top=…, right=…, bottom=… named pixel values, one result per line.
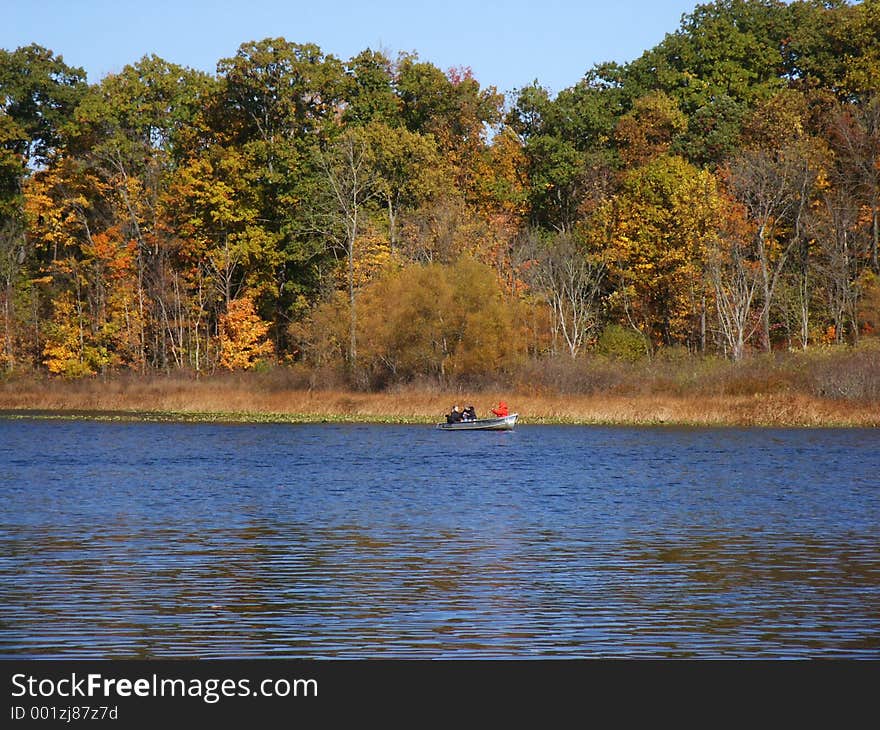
left=0, top=420, right=878, bottom=658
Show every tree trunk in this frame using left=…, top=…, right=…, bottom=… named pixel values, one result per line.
left=757, top=227, right=772, bottom=351
left=3, top=276, right=11, bottom=369
left=873, top=204, right=879, bottom=273
left=348, top=237, right=357, bottom=369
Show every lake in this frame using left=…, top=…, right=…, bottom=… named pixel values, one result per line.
left=1, top=418, right=878, bottom=658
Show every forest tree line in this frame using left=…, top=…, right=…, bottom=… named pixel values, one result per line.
left=1, top=0, right=879, bottom=387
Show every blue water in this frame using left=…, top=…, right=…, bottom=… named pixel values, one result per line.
left=1, top=419, right=878, bottom=658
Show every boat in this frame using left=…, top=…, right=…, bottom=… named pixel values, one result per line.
left=436, top=413, right=518, bottom=431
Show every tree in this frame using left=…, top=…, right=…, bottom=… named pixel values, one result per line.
left=705, top=191, right=762, bottom=360
left=354, top=258, right=520, bottom=385
left=834, top=0, right=880, bottom=99
left=728, top=139, right=826, bottom=350
left=218, top=39, right=344, bottom=147
left=163, top=147, right=282, bottom=305
left=315, top=128, right=381, bottom=370
left=624, top=0, right=788, bottom=114
left=521, top=134, right=585, bottom=232
left=810, top=184, right=867, bottom=344
left=0, top=219, right=25, bottom=369
left=477, top=126, right=529, bottom=219
left=507, top=76, right=624, bottom=231
left=42, top=290, right=93, bottom=377
left=64, top=56, right=218, bottom=370
left=0, top=44, right=86, bottom=307
left=360, top=121, right=444, bottom=252
left=215, top=39, right=349, bottom=349
left=395, top=55, right=503, bottom=201
left=600, top=155, right=723, bottom=350
left=0, top=44, right=86, bottom=169
left=614, top=92, right=687, bottom=167
left=678, top=94, right=746, bottom=168
left=828, top=95, right=880, bottom=273
left=216, top=295, right=274, bottom=370
left=396, top=193, right=493, bottom=265
left=342, top=49, right=401, bottom=126
left=514, top=230, right=606, bottom=358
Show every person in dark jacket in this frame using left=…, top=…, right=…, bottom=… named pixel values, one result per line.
left=463, top=405, right=477, bottom=421
left=446, top=405, right=463, bottom=423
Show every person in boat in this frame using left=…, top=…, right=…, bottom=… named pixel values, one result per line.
left=463, top=405, right=477, bottom=421
left=446, top=405, right=464, bottom=424
left=491, top=401, right=509, bottom=417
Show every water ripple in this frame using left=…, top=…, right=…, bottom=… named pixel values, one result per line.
left=1, top=421, right=878, bottom=658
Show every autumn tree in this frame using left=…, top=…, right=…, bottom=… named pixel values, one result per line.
left=216, top=295, right=274, bottom=370
left=600, top=155, right=723, bottom=350
left=705, top=189, right=762, bottom=360
left=514, top=230, right=606, bottom=358
left=314, top=128, right=381, bottom=370
left=24, top=155, right=108, bottom=372
left=396, top=55, right=503, bottom=202
left=359, top=121, right=444, bottom=252
left=810, top=184, right=866, bottom=344
left=42, top=291, right=92, bottom=377
left=0, top=45, right=86, bottom=369
left=63, top=56, right=217, bottom=369
left=728, top=137, right=826, bottom=350
left=614, top=92, right=687, bottom=167
left=354, top=258, right=521, bottom=385
left=828, top=94, right=880, bottom=273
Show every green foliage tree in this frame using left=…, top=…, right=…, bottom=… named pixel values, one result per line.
left=0, top=44, right=86, bottom=168
left=625, top=0, right=789, bottom=114
left=359, top=121, right=444, bottom=251
left=508, top=75, right=624, bottom=231
left=342, top=49, right=401, bottom=127
left=215, top=39, right=348, bottom=341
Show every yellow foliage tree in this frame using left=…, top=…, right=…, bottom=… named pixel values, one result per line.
left=614, top=92, right=688, bottom=167
left=354, top=258, right=522, bottom=384
left=42, top=291, right=95, bottom=377
left=594, top=155, right=723, bottom=349
left=216, top=295, right=274, bottom=370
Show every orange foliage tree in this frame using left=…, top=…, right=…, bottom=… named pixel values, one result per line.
left=216, top=295, right=275, bottom=370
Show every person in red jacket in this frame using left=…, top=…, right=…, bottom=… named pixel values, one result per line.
left=491, top=401, right=508, bottom=417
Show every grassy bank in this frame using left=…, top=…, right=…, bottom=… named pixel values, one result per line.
left=0, top=369, right=877, bottom=427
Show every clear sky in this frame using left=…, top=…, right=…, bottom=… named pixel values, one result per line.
left=2, top=0, right=700, bottom=98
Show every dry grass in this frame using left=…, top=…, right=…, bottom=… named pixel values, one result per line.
left=0, top=372, right=877, bottom=427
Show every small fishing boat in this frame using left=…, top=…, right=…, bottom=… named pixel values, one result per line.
left=436, top=413, right=518, bottom=431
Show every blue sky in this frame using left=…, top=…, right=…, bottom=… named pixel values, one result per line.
left=3, top=0, right=699, bottom=98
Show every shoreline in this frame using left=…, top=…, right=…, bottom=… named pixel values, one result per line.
left=0, top=409, right=877, bottom=428
left=1, top=391, right=877, bottom=428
